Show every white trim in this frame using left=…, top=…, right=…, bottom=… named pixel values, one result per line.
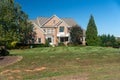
left=33, top=23, right=45, bottom=33
left=36, top=15, right=71, bottom=28
left=57, top=19, right=70, bottom=28
left=46, top=36, right=54, bottom=45
left=57, top=33, right=70, bottom=37
left=54, top=21, right=63, bottom=27
left=37, top=17, right=41, bottom=26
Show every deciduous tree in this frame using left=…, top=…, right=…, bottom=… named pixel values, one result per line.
left=70, top=25, right=83, bottom=45
left=0, top=0, right=33, bottom=46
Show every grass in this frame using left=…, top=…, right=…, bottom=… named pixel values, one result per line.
left=0, top=46, right=120, bottom=80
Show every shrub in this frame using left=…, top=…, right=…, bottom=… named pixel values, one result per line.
left=30, top=44, right=47, bottom=48
left=113, top=41, right=120, bottom=48
left=58, top=42, right=65, bottom=46
left=0, top=47, right=9, bottom=56
left=67, top=42, right=74, bottom=46
left=44, top=39, right=50, bottom=47
left=16, top=43, right=29, bottom=49
left=5, top=42, right=12, bottom=49
left=11, top=41, right=18, bottom=48
left=67, top=42, right=85, bottom=47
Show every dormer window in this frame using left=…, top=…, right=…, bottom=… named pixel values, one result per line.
left=59, top=26, right=64, bottom=32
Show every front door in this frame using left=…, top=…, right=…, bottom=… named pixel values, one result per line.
left=47, top=37, right=53, bottom=45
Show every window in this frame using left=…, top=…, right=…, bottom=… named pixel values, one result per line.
left=47, top=28, right=54, bottom=34
left=60, top=37, right=68, bottom=42
left=51, top=29, right=54, bottom=33
left=59, top=26, right=64, bottom=32
left=38, top=38, right=41, bottom=43
left=32, top=38, right=34, bottom=44
left=47, top=29, right=50, bottom=34
left=60, top=37, right=64, bottom=42
left=65, top=37, right=68, bottom=41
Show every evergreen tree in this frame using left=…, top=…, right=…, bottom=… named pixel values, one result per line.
left=70, top=25, right=83, bottom=45
left=99, top=34, right=116, bottom=47
left=86, top=15, right=99, bottom=46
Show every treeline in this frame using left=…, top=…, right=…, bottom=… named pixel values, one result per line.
left=99, top=34, right=116, bottom=47
left=85, top=15, right=119, bottom=47
left=70, top=15, right=119, bottom=47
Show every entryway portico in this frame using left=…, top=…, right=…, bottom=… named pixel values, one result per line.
left=57, top=32, right=70, bottom=43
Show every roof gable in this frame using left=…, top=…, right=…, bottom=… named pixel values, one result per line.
left=42, top=15, right=61, bottom=27
left=31, top=15, right=78, bottom=28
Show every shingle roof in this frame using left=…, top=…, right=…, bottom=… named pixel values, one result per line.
left=61, top=18, right=77, bottom=27
left=31, top=16, right=78, bottom=27
left=37, top=17, right=49, bottom=25
left=30, top=20, right=39, bottom=26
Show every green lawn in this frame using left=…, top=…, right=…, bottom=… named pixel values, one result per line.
left=0, top=46, right=120, bottom=80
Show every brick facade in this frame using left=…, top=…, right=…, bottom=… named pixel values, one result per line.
left=31, top=15, right=86, bottom=45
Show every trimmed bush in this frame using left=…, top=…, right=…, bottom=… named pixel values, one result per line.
left=16, top=43, right=29, bottom=49
left=30, top=44, right=48, bottom=48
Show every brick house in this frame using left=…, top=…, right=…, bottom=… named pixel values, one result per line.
left=31, top=15, right=86, bottom=45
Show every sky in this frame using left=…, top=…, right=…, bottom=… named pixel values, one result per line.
left=15, top=0, right=120, bottom=37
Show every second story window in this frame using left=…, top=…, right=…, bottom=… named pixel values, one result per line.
left=51, top=29, right=54, bottom=33
left=47, top=29, right=50, bottom=34
left=47, top=28, right=54, bottom=34
left=59, top=26, right=64, bottom=32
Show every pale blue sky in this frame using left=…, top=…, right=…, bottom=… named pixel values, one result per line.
left=15, top=0, right=120, bottom=37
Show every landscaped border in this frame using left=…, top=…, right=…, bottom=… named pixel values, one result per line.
left=0, top=56, right=23, bottom=68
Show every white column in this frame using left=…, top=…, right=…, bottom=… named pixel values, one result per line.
left=82, top=37, right=86, bottom=45
left=59, top=37, right=60, bottom=43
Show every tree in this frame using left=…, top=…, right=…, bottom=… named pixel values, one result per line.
left=13, top=3, right=33, bottom=43
left=0, top=0, right=33, bottom=47
left=99, top=34, right=116, bottom=47
left=70, top=25, right=83, bottom=45
left=86, top=15, right=100, bottom=46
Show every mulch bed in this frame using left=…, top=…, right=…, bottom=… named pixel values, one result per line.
left=0, top=56, right=23, bottom=67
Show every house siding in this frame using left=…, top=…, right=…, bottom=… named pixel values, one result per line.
left=33, top=25, right=45, bottom=44
left=57, top=22, right=69, bottom=35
